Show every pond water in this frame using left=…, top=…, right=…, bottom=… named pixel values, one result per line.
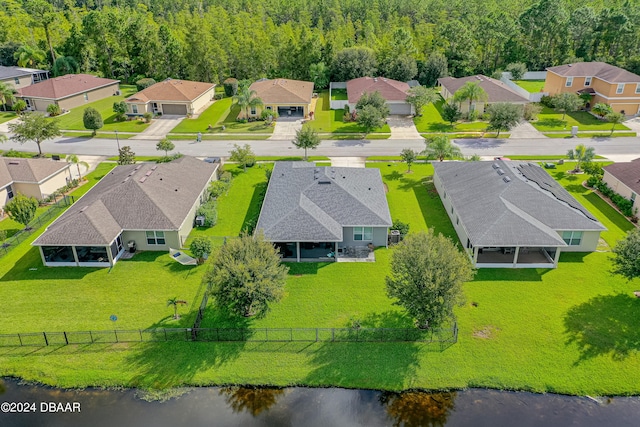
left=1, top=378, right=639, bottom=426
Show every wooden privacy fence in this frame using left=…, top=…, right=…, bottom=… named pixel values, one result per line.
left=0, top=324, right=457, bottom=347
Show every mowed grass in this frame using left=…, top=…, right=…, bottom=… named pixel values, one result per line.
left=1, top=163, right=639, bottom=395
left=532, top=107, right=630, bottom=131
left=304, top=91, right=391, bottom=134
left=51, top=85, right=149, bottom=133
left=414, top=98, right=488, bottom=133
left=0, top=111, right=17, bottom=124
left=170, top=98, right=274, bottom=134
left=513, top=80, right=546, bottom=93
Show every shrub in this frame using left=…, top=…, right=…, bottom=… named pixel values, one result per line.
left=12, top=100, right=27, bottom=113
left=209, top=180, right=230, bottom=198
left=190, top=237, right=212, bottom=264
left=540, top=95, right=555, bottom=108
left=586, top=175, right=600, bottom=188
left=113, top=101, right=128, bottom=121
left=136, top=78, right=156, bottom=91
left=142, top=112, right=153, bottom=123
left=219, top=170, right=233, bottom=183
left=0, top=229, right=6, bottom=243
left=196, top=200, right=217, bottom=227
left=523, top=103, right=542, bottom=121
left=467, top=109, right=478, bottom=121
left=222, top=78, right=238, bottom=97
left=47, top=103, right=62, bottom=117
left=391, top=219, right=410, bottom=237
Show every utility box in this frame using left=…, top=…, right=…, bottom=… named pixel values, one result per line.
left=195, top=215, right=206, bottom=227
left=571, top=126, right=578, bottom=137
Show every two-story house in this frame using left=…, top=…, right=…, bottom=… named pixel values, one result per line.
left=544, top=62, right=640, bottom=115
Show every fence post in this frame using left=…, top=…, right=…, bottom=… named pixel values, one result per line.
left=64, top=331, right=68, bottom=345
left=43, top=332, right=48, bottom=346
left=18, top=334, right=22, bottom=346
left=290, top=328, right=292, bottom=342
left=139, top=330, right=143, bottom=342
left=89, top=331, right=93, bottom=343
left=332, top=328, right=334, bottom=342
left=164, top=329, right=167, bottom=341
left=114, top=330, right=118, bottom=343
left=265, top=328, right=268, bottom=341
left=316, top=328, right=318, bottom=342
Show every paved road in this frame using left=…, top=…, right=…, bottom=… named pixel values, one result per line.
left=1, top=134, right=639, bottom=158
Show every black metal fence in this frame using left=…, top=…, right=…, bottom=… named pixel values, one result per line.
left=0, top=196, right=74, bottom=258
left=0, top=324, right=457, bottom=347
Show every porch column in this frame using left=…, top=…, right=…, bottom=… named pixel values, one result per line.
left=473, top=247, right=479, bottom=265
left=553, top=248, right=561, bottom=266
left=335, top=242, right=339, bottom=258
left=512, top=246, right=520, bottom=268
left=107, top=244, right=115, bottom=267
left=296, top=242, right=300, bottom=262
left=38, top=247, right=47, bottom=266
left=71, top=246, right=80, bottom=266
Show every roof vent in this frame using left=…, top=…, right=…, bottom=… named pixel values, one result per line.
left=503, top=176, right=511, bottom=183
left=8, top=161, right=19, bottom=165
left=497, top=168, right=505, bottom=176
left=134, top=165, right=142, bottom=171
left=139, top=176, right=147, bottom=183
left=145, top=170, right=153, bottom=177
left=151, top=165, right=158, bottom=170
left=492, top=163, right=499, bottom=169
left=568, top=64, right=573, bottom=67
left=318, top=179, right=331, bottom=185
left=373, top=78, right=378, bottom=82
left=79, top=206, right=89, bottom=212
left=123, top=176, right=130, bottom=182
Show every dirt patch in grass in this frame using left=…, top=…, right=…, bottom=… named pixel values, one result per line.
left=473, top=326, right=499, bottom=339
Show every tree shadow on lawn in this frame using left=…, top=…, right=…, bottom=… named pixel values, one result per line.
left=474, top=268, right=549, bottom=282
left=426, top=123, right=454, bottom=132
left=285, top=262, right=333, bottom=275
left=407, top=178, right=458, bottom=240
left=536, top=118, right=567, bottom=129
left=359, top=310, right=414, bottom=329
left=384, top=171, right=404, bottom=181
left=582, top=193, right=635, bottom=233
left=564, top=293, right=640, bottom=364
left=241, top=181, right=268, bottom=233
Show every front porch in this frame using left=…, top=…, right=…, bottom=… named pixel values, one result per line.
left=472, top=246, right=560, bottom=268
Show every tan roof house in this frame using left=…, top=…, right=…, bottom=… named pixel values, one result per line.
left=16, top=74, right=120, bottom=112
left=346, top=77, right=414, bottom=115
left=0, top=66, right=49, bottom=90
left=544, top=62, right=640, bottom=114
left=602, top=158, right=640, bottom=214
left=438, top=75, right=529, bottom=113
left=0, top=158, right=71, bottom=214
left=33, top=156, right=219, bottom=267
left=245, top=79, right=314, bottom=119
left=124, top=79, right=216, bottom=116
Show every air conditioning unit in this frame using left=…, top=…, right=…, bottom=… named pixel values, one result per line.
left=115, top=90, right=121, bottom=96
left=195, top=215, right=206, bottom=227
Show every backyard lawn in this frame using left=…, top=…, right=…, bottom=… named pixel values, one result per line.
left=304, top=91, right=391, bottom=134
left=532, top=107, right=631, bottom=132
left=513, top=80, right=546, bottom=93
left=0, top=111, right=16, bottom=124
left=51, top=85, right=150, bottom=133
left=170, top=98, right=274, bottom=134
left=330, top=88, right=348, bottom=100
left=0, top=162, right=639, bottom=395
left=414, top=98, right=488, bottom=133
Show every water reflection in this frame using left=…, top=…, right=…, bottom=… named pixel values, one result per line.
left=380, top=391, right=456, bottom=427
left=219, top=386, right=285, bottom=416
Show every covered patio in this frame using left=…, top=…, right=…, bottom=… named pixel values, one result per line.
left=473, top=246, right=560, bottom=268
left=38, top=234, right=126, bottom=267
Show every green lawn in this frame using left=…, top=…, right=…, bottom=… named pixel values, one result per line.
left=513, top=80, right=546, bottom=93
left=0, top=111, right=17, bottom=124
left=170, top=98, right=274, bottom=134
left=414, top=98, right=488, bottom=133
left=330, top=89, right=348, bottom=101
left=532, top=107, right=630, bottom=132
left=304, top=91, right=391, bottom=134
left=51, top=85, right=150, bottom=133
left=543, top=132, right=637, bottom=138
left=1, top=162, right=639, bottom=395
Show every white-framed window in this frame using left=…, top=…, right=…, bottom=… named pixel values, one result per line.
left=14, top=77, right=19, bottom=85
left=631, top=192, right=636, bottom=202
left=7, top=185, right=14, bottom=199
left=132, top=105, right=138, bottom=114
left=616, top=83, right=625, bottom=94
left=565, top=77, right=573, bottom=87
left=250, top=107, right=256, bottom=115
left=584, top=77, right=591, bottom=86
left=562, top=231, right=583, bottom=246
left=636, top=84, right=640, bottom=94
left=84, top=92, right=89, bottom=101
left=353, top=227, right=372, bottom=241
left=146, top=231, right=166, bottom=245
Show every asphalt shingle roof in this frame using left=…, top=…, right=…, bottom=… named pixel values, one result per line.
left=256, top=162, right=392, bottom=242
left=433, top=161, right=606, bottom=247
left=33, top=156, right=218, bottom=246
left=438, top=75, right=529, bottom=103
left=603, top=158, right=640, bottom=194
left=547, top=62, right=640, bottom=83
left=249, top=79, right=314, bottom=104
left=346, top=77, right=411, bottom=103
left=17, top=74, right=119, bottom=100
left=125, top=79, right=215, bottom=103
left=0, top=66, right=45, bottom=80
left=0, top=158, right=69, bottom=188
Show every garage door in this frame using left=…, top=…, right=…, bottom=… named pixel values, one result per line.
left=162, top=104, right=188, bottom=115
left=388, top=103, right=413, bottom=115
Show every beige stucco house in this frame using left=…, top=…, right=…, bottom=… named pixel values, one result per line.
left=124, top=79, right=216, bottom=116
left=1, top=158, right=71, bottom=214
left=438, top=75, right=529, bottom=113
left=15, top=74, right=120, bottom=112
left=245, top=79, right=314, bottom=119
left=545, top=62, right=640, bottom=115
left=33, top=156, right=219, bottom=267
left=345, top=77, right=414, bottom=115
left=0, top=66, right=49, bottom=90
left=602, top=159, right=640, bottom=214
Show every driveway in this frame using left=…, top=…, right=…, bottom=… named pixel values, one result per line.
left=130, top=115, right=184, bottom=140
left=387, top=115, right=421, bottom=139
left=0, top=117, right=20, bottom=134
left=509, top=120, right=547, bottom=138
left=623, top=117, right=640, bottom=134
left=269, top=117, right=303, bottom=140
left=329, top=157, right=365, bottom=167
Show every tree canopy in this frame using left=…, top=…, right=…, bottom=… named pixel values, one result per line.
left=292, top=127, right=321, bottom=160
left=8, top=112, right=61, bottom=156
left=486, top=102, right=524, bottom=137
left=424, top=135, right=463, bottom=161
left=229, top=144, right=256, bottom=172
left=4, top=194, right=38, bottom=228
left=611, top=229, right=640, bottom=282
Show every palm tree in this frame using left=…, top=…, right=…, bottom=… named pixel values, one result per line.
left=0, top=82, right=15, bottom=111
left=66, top=154, right=90, bottom=181
left=453, top=81, right=488, bottom=115
left=592, top=103, right=612, bottom=118
left=167, top=297, right=188, bottom=319
left=13, top=45, right=46, bottom=68
left=233, top=86, right=263, bottom=120
left=424, top=135, right=463, bottom=161
left=566, top=144, right=595, bottom=172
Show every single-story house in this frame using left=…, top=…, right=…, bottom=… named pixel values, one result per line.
left=256, top=162, right=392, bottom=261
left=346, top=76, right=414, bottom=115
left=245, top=78, right=314, bottom=119
left=33, top=156, right=219, bottom=267
left=0, top=66, right=48, bottom=90
left=438, top=75, right=529, bottom=113
left=16, top=74, right=120, bottom=112
left=545, top=62, right=640, bottom=114
left=433, top=160, right=606, bottom=268
left=1, top=157, right=71, bottom=213
left=602, top=158, right=640, bottom=213
left=124, top=79, right=216, bottom=116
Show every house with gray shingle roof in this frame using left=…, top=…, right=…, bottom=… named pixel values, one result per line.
left=602, top=158, right=640, bottom=214
left=433, top=160, right=606, bottom=268
left=0, top=66, right=49, bottom=90
left=33, top=156, right=219, bottom=267
left=256, top=162, right=392, bottom=261
left=1, top=158, right=71, bottom=214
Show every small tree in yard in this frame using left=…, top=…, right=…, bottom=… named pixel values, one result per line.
left=592, top=103, right=613, bottom=118
left=606, top=112, right=625, bottom=136
left=523, top=103, right=542, bottom=121
left=113, top=101, right=127, bottom=121
left=4, top=194, right=38, bottom=228
left=46, top=103, right=61, bottom=116
left=66, top=154, right=89, bottom=181
left=12, top=100, right=27, bottom=114
left=400, top=148, right=417, bottom=172
left=292, top=127, right=321, bottom=160
left=441, top=101, right=461, bottom=125
left=386, top=230, right=475, bottom=329
left=486, top=102, right=523, bottom=137
left=566, top=144, right=595, bottom=172
left=167, top=297, right=187, bottom=319
left=552, top=93, right=583, bottom=120
left=424, top=135, right=462, bottom=161
left=156, top=137, right=175, bottom=157
left=356, top=91, right=390, bottom=117
left=229, top=143, right=256, bottom=172
left=8, top=112, right=61, bottom=156
left=206, top=233, right=289, bottom=318
left=611, top=229, right=640, bottom=282
left=405, top=86, right=438, bottom=116
left=357, top=104, right=386, bottom=135
left=83, top=107, right=103, bottom=136
left=118, top=146, right=136, bottom=165
left=190, top=236, right=212, bottom=265
left=506, top=62, right=527, bottom=80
